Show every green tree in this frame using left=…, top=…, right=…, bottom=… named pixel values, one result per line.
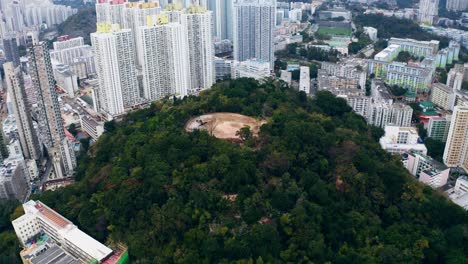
left=425, top=138, right=446, bottom=162
left=68, top=123, right=78, bottom=137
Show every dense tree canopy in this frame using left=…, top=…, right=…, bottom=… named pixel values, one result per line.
left=1, top=79, right=467, bottom=263
left=57, top=8, right=96, bottom=44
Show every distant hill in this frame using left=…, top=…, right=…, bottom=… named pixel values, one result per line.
left=57, top=8, right=96, bottom=45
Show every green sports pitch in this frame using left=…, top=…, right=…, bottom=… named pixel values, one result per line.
left=317, top=27, right=352, bottom=36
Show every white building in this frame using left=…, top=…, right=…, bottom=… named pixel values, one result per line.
left=363, top=26, right=378, bottom=42
left=233, top=0, right=276, bottom=69
left=379, top=126, right=427, bottom=155
left=299, top=66, right=310, bottom=94
left=181, top=7, right=215, bottom=94
left=443, top=105, right=468, bottom=171
left=206, top=0, right=234, bottom=41
left=427, top=116, right=451, bottom=142
left=12, top=200, right=113, bottom=263
left=289, top=8, right=302, bottom=22
left=369, top=102, right=413, bottom=128
left=448, top=177, right=468, bottom=210
left=122, top=1, right=161, bottom=67
left=431, top=83, right=456, bottom=110
left=140, top=16, right=190, bottom=100
left=280, top=70, right=292, bottom=85
left=95, top=0, right=127, bottom=25
left=390, top=103, right=413, bottom=127
left=446, top=0, right=468, bottom=11
left=91, top=23, right=140, bottom=118
left=231, top=59, right=271, bottom=80
left=342, top=94, right=370, bottom=118
left=50, top=36, right=96, bottom=78
left=54, top=64, right=79, bottom=98
left=388, top=38, right=439, bottom=57
left=418, top=0, right=439, bottom=25
left=447, top=65, right=464, bottom=91
left=80, top=115, right=104, bottom=142
left=403, top=151, right=449, bottom=188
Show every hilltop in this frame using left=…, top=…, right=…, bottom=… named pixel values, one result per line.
left=57, top=7, right=96, bottom=44
left=2, top=78, right=468, bottom=263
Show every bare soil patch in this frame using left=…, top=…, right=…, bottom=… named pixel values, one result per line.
left=185, top=113, right=266, bottom=139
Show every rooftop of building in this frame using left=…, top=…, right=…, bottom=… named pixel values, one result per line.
left=433, top=82, right=454, bottom=93
left=21, top=235, right=82, bottom=264
left=20, top=201, right=113, bottom=262
left=389, top=37, right=440, bottom=46
left=81, top=115, right=102, bottom=128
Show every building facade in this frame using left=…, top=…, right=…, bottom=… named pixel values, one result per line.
left=140, top=17, right=190, bottom=100
left=91, top=23, right=140, bottom=117
left=427, top=116, right=451, bottom=142
left=233, top=0, right=276, bottom=68
left=418, top=0, right=439, bottom=25
left=181, top=7, right=215, bottom=94
left=3, top=62, right=41, bottom=161
left=29, top=42, right=76, bottom=179
left=443, top=105, right=468, bottom=171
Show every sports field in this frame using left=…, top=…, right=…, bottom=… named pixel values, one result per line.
left=317, top=27, right=352, bottom=36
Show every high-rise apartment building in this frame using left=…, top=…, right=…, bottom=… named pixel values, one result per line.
left=233, top=0, right=276, bottom=69
left=29, top=42, right=76, bottom=179
left=91, top=23, right=140, bottom=117
left=418, top=0, right=439, bottom=25
left=447, top=64, right=464, bottom=91
left=427, top=116, right=451, bottom=142
left=95, top=0, right=127, bottom=25
left=4, top=62, right=41, bottom=161
left=443, top=105, right=468, bottom=171
left=140, top=15, right=190, bottom=100
left=122, top=2, right=161, bottom=67
left=431, top=83, right=456, bottom=110
left=446, top=0, right=468, bottom=11
left=3, top=34, right=20, bottom=67
left=181, top=6, right=214, bottom=93
left=207, top=0, right=233, bottom=41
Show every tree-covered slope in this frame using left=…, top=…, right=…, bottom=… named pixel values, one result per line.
left=57, top=8, right=96, bottom=44
left=13, top=79, right=468, bottom=263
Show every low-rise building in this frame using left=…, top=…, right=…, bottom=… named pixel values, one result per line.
left=214, top=57, right=234, bottom=81
left=80, top=115, right=105, bottom=142
left=368, top=59, right=433, bottom=93
left=231, top=59, right=271, bottom=81
left=19, top=233, right=82, bottom=264
left=448, top=176, right=468, bottom=210
left=388, top=37, right=439, bottom=58
left=54, top=64, right=79, bottom=98
left=379, top=126, right=427, bottom=155
left=402, top=151, right=450, bottom=188
left=363, top=26, right=378, bottom=41
left=280, top=70, right=292, bottom=85
left=321, top=59, right=367, bottom=88
left=12, top=200, right=113, bottom=263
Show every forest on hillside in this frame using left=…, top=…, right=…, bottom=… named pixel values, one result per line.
left=1, top=78, right=467, bottom=263
left=57, top=8, right=96, bottom=44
